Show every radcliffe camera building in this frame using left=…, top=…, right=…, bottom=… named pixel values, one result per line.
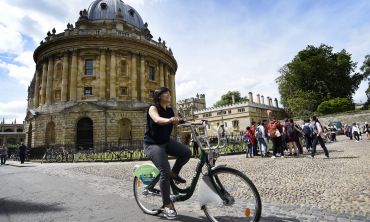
left=25, top=0, right=177, bottom=149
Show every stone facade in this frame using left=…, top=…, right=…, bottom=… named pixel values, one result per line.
left=0, top=122, right=25, bottom=146
left=25, top=0, right=177, bottom=148
left=177, top=94, right=206, bottom=120
left=194, top=93, right=286, bottom=136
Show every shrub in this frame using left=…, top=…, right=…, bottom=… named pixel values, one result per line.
left=317, top=98, right=354, bottom=114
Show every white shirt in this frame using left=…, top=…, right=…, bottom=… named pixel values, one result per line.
left=257, top=125, right=266, bottom=138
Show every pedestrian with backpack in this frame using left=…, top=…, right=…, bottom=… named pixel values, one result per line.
left=243, top=127, right=254, bottom=158
left=302, top=119, right=313, bottom=152
left=256, top=120, right=268, bottom=157
left=310, top=116, right=329, bottom=159
left=284, top=119, right=299, bottom=157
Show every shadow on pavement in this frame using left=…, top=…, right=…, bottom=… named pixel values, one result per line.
left=261, top=216, right=300, bottom=222
left=0, top=199, right=65, bottom=214
left=172, top=215, right=300, bottom=222
left=5, top=163, right=37, bottom=168
left=329, top=156, right=359, bottom=159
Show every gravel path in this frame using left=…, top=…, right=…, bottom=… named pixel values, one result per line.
left=24, top=135, right=370, bottom=221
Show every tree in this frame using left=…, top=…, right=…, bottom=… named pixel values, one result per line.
left=214, top=91, right=248, bottom=107
left=276, top=44, right=363, bottom=116
left=360, top=55, right=370, bottom=104
left=316, top=98, right=354, bottom=114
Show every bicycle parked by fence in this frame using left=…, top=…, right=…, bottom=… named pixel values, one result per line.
left=133, top=120, right=262, bottom=221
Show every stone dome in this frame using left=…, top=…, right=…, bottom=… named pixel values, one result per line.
left=87, top=0, right=144, bottom=29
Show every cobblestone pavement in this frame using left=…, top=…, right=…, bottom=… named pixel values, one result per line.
left=5, top=136, right=370, bottom=222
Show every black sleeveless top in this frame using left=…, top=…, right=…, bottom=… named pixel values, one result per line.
left=144, top=105, right=174, bottom=145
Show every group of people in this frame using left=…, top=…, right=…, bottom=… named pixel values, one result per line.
left=0, top=142, right=28, bottom=165
left=243, top=116, right=330, bottom=159
left=344, top=122, right=370, bottom=141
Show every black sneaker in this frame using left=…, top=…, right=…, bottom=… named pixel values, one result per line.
left=172, top=175, right=186, bottom=184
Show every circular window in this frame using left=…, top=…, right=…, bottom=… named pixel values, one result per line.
left=100, top=2, right=108, bottom=10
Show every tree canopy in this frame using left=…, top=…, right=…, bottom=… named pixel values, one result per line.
left=360, top=54, right=370, bottom=104
left=276, top=44, right=363, bottom=116
left=214, top=91, right=248, bottom=107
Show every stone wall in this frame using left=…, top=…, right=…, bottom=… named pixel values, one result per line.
left=317, top=110, right=370, bottom=126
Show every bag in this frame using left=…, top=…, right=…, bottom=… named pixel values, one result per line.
left=255, top=127, right=263, bottom=139
left=242, top=133, right=251, bottom=144
left=286, top=124, right=295, bottom=137
left=302, top=125, right=312, bottom=137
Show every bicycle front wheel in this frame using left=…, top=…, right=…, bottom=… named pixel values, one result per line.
left=202, top=167, right=262, bottom=222
left=133, top=176, right=162, bottom=215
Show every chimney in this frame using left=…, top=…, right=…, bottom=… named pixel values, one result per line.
left=266, top=96, right=270, bottom=106
left=231, top=94, right=235, bottom=104
left=261, top=95, right=265, bottom=105
left=256, top=94, right=261, bottom=104
left=248, top=92, right=253, bottom=103
left=274, top=98, right=279, bottom=108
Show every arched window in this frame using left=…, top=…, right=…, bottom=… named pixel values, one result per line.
left=118, top=118, right=132, bottom=142
left=4, top=128, right=13, bottom=132
left=27, top=123, right=32, bottom=148
left=76, top=117, right=93, bottom=149
left=45, top=121, right=56, bottom=145
left=56, top=63, right=63, bottom=80
left=17, top=128, right=23, bottom=132
left=120, top=60, right=128, bottom=76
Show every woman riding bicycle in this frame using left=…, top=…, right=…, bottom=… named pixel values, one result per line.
left=143, top=87, right=191, bottom=220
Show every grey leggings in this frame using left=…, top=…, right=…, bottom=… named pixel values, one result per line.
left=144, top=139, right=191, bottom=205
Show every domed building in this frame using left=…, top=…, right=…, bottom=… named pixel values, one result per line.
left=25, top=0, right=177, bottom=149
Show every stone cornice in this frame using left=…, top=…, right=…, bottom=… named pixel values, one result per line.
left=34, top=35, right=177, bottom=72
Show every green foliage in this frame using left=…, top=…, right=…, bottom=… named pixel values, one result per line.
left=214, top=91, right=248, bottom=107
left=277, top=44, right=363, bottom=116
left=316, top=98, right=354, bottom=114
left=360, top=55, right=370, bottom=104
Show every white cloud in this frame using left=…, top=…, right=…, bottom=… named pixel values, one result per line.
left=0, top=51, right=34, bottom=87
left=0, top=100, right=27, bottom=123
left=0, top=24, right=24, bottom=54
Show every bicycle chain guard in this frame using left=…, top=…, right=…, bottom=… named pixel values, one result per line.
left=134, top=163, right=160, bottom=186
left=198, top=174, right=222, bottom=207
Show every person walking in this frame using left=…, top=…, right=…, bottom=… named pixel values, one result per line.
left=302, top=119, right=313, bottom=152
left=250, top=122, right=259, bottom=156
left=19, top=142, right=27, bottom=164
left=352, top=123, right=360, bottom=142
left=243, top=127, right=254, bottom=158
left=364, top=122, right=370, bottom=139
left=256, top=121, right=268, bottom=157
left=310, top=116, right=329, bottom=159
left=268, top=119, right=284, bottom=158
left=0, top=144, right=8, bottom=165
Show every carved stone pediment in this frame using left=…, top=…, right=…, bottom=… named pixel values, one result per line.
left=62, top=102, right=105, bottom=113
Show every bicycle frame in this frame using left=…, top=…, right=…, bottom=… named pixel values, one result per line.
left=146, top=121, right=229, bottom=204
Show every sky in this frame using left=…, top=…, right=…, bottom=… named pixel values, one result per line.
left=0, top=0, right=369, bottom=123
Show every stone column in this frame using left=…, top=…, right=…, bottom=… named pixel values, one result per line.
left=131, top=53, right=138, bottom=100
left=171, top=72, right=176, bottom=107
left=261, top=95, right=265, bottom=105
left=33, top=69, right=40, bottom=107
left=159, top=62, right=164, bottom=87
left=274, top=98, right=279, bottom=108
left=140, top=55, right=146, bottom=102
left=110, top=51, right=117, bottom=99
left=165, top=68, right=169, bottom=88
left=40, top=61, right=48, bottom=105
left=61, top=52, right=69, bottom=102
left=45, top=57, right=54, bottom=105
left=248, top=92, right=253, bottom=103
left=99, top=49, right=107, bottom=100
left=256, top=94, right=261, bottom=104
left=70, top=51, right=78, bottom=101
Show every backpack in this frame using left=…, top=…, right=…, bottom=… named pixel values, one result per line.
left=286, top=123, right=295, bottom=137
left=255, top=126, right=263, bottom=139
left=302, top=125, right=312, bottom=137
left=242, top=132, right=251, bottom=144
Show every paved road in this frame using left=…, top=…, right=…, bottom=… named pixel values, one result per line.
left=0, top=163, right=310, bottom=222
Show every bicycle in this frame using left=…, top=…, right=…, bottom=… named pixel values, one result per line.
left=133, top=120, right=262, bottom=221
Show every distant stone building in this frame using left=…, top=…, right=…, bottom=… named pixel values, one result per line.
left=0, top=119, right=25, bottom=146
left=194, top=92, right=286, bottom=136
left=25, top=0, right=177, bottom=149
left=177, top=94, right=206, bottom=120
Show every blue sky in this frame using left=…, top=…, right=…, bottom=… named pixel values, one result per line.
left=0, top=0, right=369, bottom=122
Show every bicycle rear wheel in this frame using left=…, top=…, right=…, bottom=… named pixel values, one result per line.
left=202, top=167, right=261, bottom=222
left=133, top=176, right=163, bottom=215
